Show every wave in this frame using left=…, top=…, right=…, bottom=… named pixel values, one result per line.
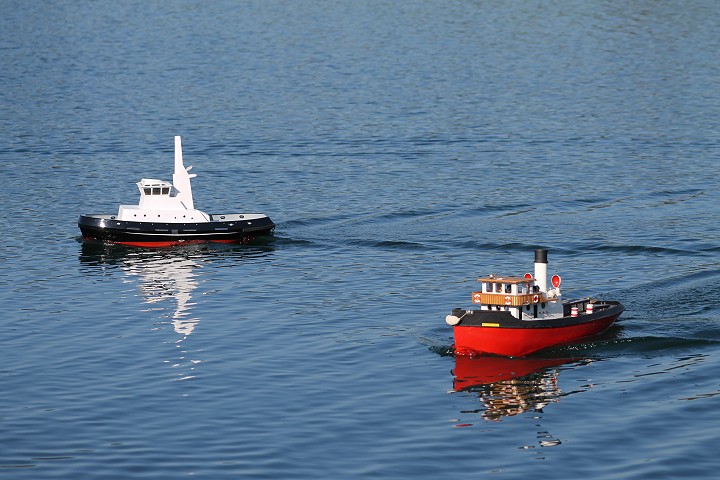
left=562, top=243, right=696, bottom=256
left=280, top=212, right=360, bottom=228
left=346, top=239, right=432, bottom=250
left=552, top=334, right=718, bottom=357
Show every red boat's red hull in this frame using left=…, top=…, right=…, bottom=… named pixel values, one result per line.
left=453, top=311, right=622, bottom=357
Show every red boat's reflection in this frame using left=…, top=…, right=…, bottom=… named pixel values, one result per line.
left=452, top=355, right=584, bottom=421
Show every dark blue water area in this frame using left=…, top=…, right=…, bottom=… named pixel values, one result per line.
left=2, top=1, right=720, bottom=478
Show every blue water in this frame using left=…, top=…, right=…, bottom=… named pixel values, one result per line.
left=2, top=1, right=720, bottom=478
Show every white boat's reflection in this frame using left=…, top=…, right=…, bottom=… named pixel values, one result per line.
left=122, top=253, right=200, bottom=336
left=79, top=241, right=274, bottom=339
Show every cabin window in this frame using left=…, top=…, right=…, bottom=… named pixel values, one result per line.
left=495, top=283, right=502, bottom=293
left=161, top=187, right=170, bottom=195
left=152, top=187, right=161, bottom=195
left=143, top=187, right=152, bottom=195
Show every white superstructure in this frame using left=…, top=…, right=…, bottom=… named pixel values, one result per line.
left=117, top=136, right=211, bottom=223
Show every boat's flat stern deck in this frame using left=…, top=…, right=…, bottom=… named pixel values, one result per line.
left=208, top=213, right=270, bottom=222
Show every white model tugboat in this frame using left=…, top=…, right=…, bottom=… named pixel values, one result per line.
left=446, top=249, right=624, bottom=357
left=79, top=136, right=275, bottom=246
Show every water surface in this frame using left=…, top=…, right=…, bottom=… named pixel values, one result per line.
left=1, top=1, right=720, bottom=478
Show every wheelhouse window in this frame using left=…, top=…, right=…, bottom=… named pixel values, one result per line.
left=142, top=184, right=171, bottom=195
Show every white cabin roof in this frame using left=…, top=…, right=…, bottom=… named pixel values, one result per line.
left=138, top=178, right=172, bottom=188
left=477, top=276, right=533, bottom=284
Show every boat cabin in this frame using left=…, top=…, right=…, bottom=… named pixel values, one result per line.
left=138, top=179, right=172, bottom=197
left=115, top=176, right=209, bottom=223
left=132, top=177, right=190, bottom=211
left=473, top=275, right=561, bottom=320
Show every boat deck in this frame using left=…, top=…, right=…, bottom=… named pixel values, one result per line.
left=81, top=212, right=269, bottom=222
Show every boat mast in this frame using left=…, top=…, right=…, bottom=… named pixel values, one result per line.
left=172, top=136, right=197, bottom=210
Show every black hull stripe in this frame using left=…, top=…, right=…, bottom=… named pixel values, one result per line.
left=78, top=214, right=275, bottom=243
left=453, top=302, right=625, bottom=329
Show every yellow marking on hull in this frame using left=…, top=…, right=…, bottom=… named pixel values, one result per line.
left=481, top=323, right=500, bottom=327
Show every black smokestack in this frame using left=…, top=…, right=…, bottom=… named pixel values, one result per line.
left=534, top=249, right=548, bottom=264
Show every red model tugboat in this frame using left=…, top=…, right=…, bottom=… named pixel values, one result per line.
left=78, top=136, right=274, bottom=247
left=446, top=249, right=624, bottom=357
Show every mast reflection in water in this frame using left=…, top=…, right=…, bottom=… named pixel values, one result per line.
left=79, top=241, right=274, bottom=382
left=79, top=241, right=273, bottom=335
left=121, top=252, right=201, bottom=337
left=79, top=241, right=206, bottom=337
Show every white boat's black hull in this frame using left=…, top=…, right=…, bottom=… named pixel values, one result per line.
left=79, top=214, right=275, bottom=246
